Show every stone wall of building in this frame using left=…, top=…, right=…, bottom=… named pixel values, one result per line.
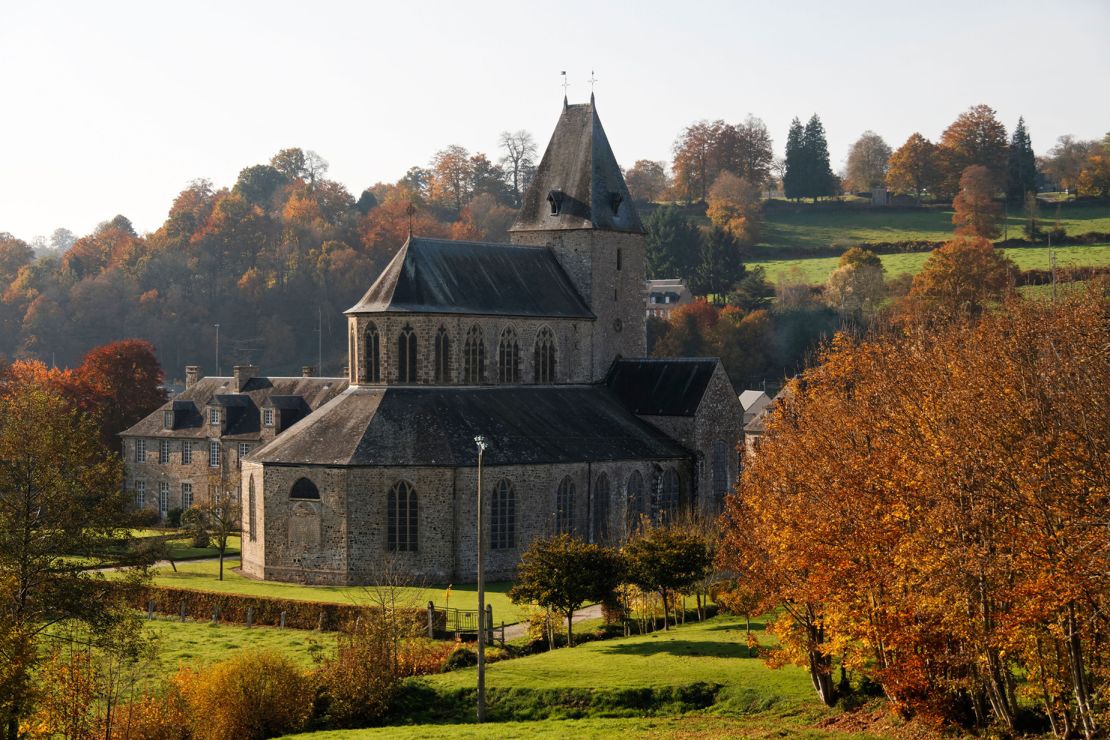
left=124, top=434, right=253, bottom=514
left=347, top=313, right=594, bottom=387
left=510, top=230, right=647, bottom=381
left=691, top=365, right=745, bottom=514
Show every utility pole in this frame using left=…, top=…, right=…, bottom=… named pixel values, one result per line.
left=214, top=323, right=220, bottom=375
left=317, top=307, right=323, bottom=374
left=474, top=435, right=489, bottom=722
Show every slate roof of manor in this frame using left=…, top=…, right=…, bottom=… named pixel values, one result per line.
left=604, top=358, right=719, bottom=417
left=511, top=99, right=644, bottom=234
left=250, top=385, right=690, bottom=468
left=345, top=236, right=593, bottom=319
left=120, top=376, right=348, bottom=441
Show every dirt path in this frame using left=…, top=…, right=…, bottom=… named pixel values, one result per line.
left=501, top=602, right=604, bottom=641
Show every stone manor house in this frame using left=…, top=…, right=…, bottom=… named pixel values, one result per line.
left=122, top=96, right=743, bottom=584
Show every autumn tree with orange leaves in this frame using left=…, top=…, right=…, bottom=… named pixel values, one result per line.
left=721, top=290, right=1108, bottom=735
left=951, top=164, right=1003, bottom=239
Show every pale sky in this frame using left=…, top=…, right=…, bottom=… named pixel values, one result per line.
left=2, top=0, right=1108, bottom=243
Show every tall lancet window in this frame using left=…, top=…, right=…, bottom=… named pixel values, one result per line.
left=397, top=325, right=417, bottom=383
left=434, top=326, right=451, bottom=383
left=498, top=327, right=520, bottom=383
left=533, top=327, right=556, bottom=383
left=463, top=325, right=485, bottom=383
left=364, top=323, right=381, bottom=383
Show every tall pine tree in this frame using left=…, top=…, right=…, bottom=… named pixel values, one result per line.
left=783, top=117, right=805, bottom=201
left=802, top=114, right=835, bottom=201
left=1006, top=116, right=1037, bottom=204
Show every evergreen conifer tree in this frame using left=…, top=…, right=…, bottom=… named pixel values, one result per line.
left=783, top=117, right=805, bottom=201
left=1006, top=116, right=1037, bottom=204
left=802, top=114, right=835, bottom=201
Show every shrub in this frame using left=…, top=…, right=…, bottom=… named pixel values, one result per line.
left=314, top=616, right=400, bottom=728
left=175, top=650, right=312, bottom=740
left=165, top=507, right=183, bottom=528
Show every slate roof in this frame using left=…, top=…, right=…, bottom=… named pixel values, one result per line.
left=121, top=376, right=349, bottom=441
left=346, top=236, right=593, bottom=319
left=250, top=385, right=690, bottom=468
left=511, top=99, right=644, bottom=234
left=605, top=358, right=720, bottom=417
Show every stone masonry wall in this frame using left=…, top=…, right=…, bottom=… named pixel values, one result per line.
left=692, top=365, right=745, bottom=514
left=347, top=313, right=594, bottom=386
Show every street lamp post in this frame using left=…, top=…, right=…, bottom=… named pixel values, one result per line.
left=214, top=323, right=220, bottom=376
left=474, top=434, right=488, bottom=722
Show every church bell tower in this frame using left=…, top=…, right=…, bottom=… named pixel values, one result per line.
left=509, top=96, right=646, bottom=381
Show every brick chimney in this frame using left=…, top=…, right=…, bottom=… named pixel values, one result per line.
left=301, top=365, right=316, bottom=378
left=232, top=365, right=259, bottom=393
left=185, top=365, right=202, bottom=389
left=342, top=364, right=350, bottom=379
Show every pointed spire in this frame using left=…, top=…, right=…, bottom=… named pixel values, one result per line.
left=590, top=91, right=595, bottom=105
left=563, top=95, right=568, bottom=113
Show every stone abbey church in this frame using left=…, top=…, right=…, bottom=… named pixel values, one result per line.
left=123, top=98, right=743, bottom=584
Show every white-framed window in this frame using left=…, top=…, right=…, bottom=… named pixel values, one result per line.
left=134, top=480, right=146, bottom=508
left=163, top=410, right=173, bottom=429
left=238, top=442, right=250, bottom=459
left=263, top=408, right=274, bottom=427
left=182, top=440, right=192, bottom=465
left=158, top=481, right=169, bottom=515
left=159, top=439, right=171, bottom=464
left=134, top=439, right=146, bottom=463
left=209, top=440, right=220, bottom=467
left=181, top=482, right=193, bottom=509
left=209, top=407, right=220, bottom=425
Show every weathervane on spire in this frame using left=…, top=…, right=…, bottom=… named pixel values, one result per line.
left=589, top=70, right=597, bottom=94
left=561, top=71, right=569, bottom=95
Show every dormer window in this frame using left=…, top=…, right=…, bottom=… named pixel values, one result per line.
left=547, top=190, right=564, bottom=215
left=263, top=408, right=274, bottom=427
left=209, top=408, right=220, bottom=425
left=163, top=410, right=173, bottom=429
left=609, top=192, right=623, bottom=215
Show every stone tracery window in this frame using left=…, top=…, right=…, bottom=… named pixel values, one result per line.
left=712, top=439, right=729, bottom=507
left=533, top=326, right=557, bottom=383
left=364, top=323, right=381, bottom=383
left=434, top=326, right=451, bottom=383
left=463, top=325, right=485, bottom=384
left=555, top=475, right=576, bottom=535
left=498, top=327, right=521, bottom=383
left=653, top=467, right=681, bottom=525
left=626, top=470, right=645, bottom=535
left=397, top=324, right=418, bottom=383
left=592, top=473, right=610, bottom=544
left=491, top=478, right=516, bottom=550
left=387, top=480, right=418, bottom=552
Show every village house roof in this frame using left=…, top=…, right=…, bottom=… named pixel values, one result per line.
left=604, top=358, right=720, bottom=417
left=510, top=98, right=644, bottom=234
left=121, top=375, right=348, bottom=441
left=346, top=236, right=593, bottom=319
left=250, top=385, right=689, bottom=468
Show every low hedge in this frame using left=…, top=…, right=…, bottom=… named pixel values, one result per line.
left=129, top=584, right=439, bottom=632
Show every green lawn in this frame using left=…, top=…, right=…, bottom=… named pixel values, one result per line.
left=759, top=202, right=1110, bottom=251
left=164, top=535, right=241, bottom=561
left=141, top=558, right=529, bottom=624
left=139, top=616, right=330, bottom=689
left=751, top=244, right=1110, bottom=285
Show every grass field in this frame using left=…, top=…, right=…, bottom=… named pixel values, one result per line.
left=138, top=616, right=330, bottom=689
left=758, top=202, right=1110, bottom=250
left=750, top=244, right=1110, bottom=285
left=164, top=535, right=241, bottom=561
left=282, top=615, right=911, bottom=739
left=143, top=558, right=529, bottom=624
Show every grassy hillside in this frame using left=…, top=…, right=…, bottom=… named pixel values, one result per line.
left=750, top=244, right=1110, bottom=285
left=758, top=202, right=1110, bottom=251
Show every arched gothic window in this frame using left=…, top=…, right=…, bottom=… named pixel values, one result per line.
left=290, top=477, right=319, bottom=500
left=592, top=473, right=610, bottom=544
left=463, top=325, right=485, bottom=383
left=348, top=328, right=356, bottom=380
left=555, top=476, right=576, bottom=535
left=626, top=471, right=645, bottom=535
left=434, top=326, right=451, bottom=383
left=491, top=479, right=516, bottom=550
left=387, top=480, right=417, bottom=552
left=653, top=468, right=681, bottom=524
left=248, top=475, right=257, bottom=541
left=364, top=323, right=381, bottom=383
left=712, top=439, right=729, bottom=507
left=397, top=325, right=417, bottom=383
left=498, top=327, right=520, bottom=383
left=533, top=327, right=557, bottom=383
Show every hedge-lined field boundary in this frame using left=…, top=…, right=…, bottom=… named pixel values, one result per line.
left=128, top=584, right=439, bottom=632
